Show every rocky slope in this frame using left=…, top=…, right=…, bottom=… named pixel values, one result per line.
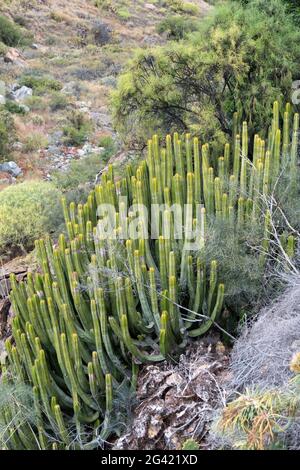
left=0, top=0, right=211, bottom=182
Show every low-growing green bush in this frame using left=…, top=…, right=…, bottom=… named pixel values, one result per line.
left=24, top=95, right=47, bottom=111
left=0, top=14, right=31, bottom=47
left=19, top=75, right=62, bottom=95
left=4, top=100, right=26, bottom=115
left=0, top=181, right=63, bottom=254
left=52, top=147, right=113, bottom=193
left=24, top=132, right=48, bottom=152
left=63, top=125, right=90, bottom=146
left=49, top=91, right=70, bottom=111
left=0, top=108, right=15, bottom=161
left=98, top=134, right=115, bottom=151
left=160, top=0, right=200, bottom=15
left=63, top=110, right=92, bottom=146
left=156, top=15, right=199, bottom=40
left=179, top=1, right=200, bottom=15
left=117, top=8, right=131, bottom=21
left=0, top=41, right=8, bottom=56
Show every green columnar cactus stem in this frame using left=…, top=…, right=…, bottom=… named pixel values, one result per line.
left=228, top=175, right=236, bottom=208
left=193, top=137, right=201, bottom=204
left=286, top=235, right=295, bottom=259
left=134, top=250, right=154, bottom=325
left=237, top=197, right=244, bottom=227
left=96, top=288, right=127, bottom=375
left=273, top=129, right=281, bottom=182
left=91, top=299, right=109, bottom=375
left=186, top=133, right=193, bottom=174
left=159, top=310, right=175, bottom=357
left=54, top=404, right=70, bottom=445
left=283, top=111, right=290, bottom=160
left=218, top=157, right=225, bottom=192
left=233, top=134, right=241, bottom=184
left=240, top=122, right=248, bottom=195
left=232, top=111, right=238, bottom=155
left=214, top=177, right=222, bottom=214
left=291, top=116, right=299, bottom=172
left=189, top=283, right=224, bottom=337
left=120, top=314, right=163, bottom=362
left=207, top=167, right=214, bottom=214
left=263, top=151, right=270, bottom=196
left=222, top=193, right=228, bottom=220
left=224, top=143, right=230, bottom=173
left=168, top=275, right=181, bottom=336
left=148, top=267, right=161, bottom=332
left=4, top=101, right=298, bottom=449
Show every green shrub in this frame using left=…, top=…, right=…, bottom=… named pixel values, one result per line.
left=215, top=359, right=300, bottom=450
left=0, top=108, right=15, bottom=161
left=94, top=0, right=115, bottom=11
left=0, top=181, right=63, bottom=253
left=24, top=132, right=48, bottom=152
left=49, top=91, right=70, bottom=111
left=52, top=151, right=110, bottom=192
left=156, top=15, right=199, bottom=40
left=112, top=0, right=300, bottom=149
left=180, top=2, right=200, bottom=15
left=0, top=14, right=31, bottom=47
left=19, top=75, right=62, bottom=95
left=0, top=41, right=8, bottom=56
left=63, top=125, right=90, bottom=146
left=63, top=110, right=92, bottom=146
left=117, top=8, right=131, bottom=21
left=160, top=0, right=200, bottom=15
left=98, top=134, right=115, bottom=151
left=24, top=95, right=46, bottom=111
left=182, top=438, right=200, bottom=450
left=4, top=100, right=26, bottom=115
left=234, top=0, right=300, bottom=25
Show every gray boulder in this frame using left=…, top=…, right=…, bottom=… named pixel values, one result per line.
left=0, top=161, right=23, bottom=177
left=11, top=86, right=32, bottom=102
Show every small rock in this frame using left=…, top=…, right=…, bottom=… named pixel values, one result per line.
left=19, top=104, right=30, bottom=113
left=61, top=81, right=82, bottom=98
left=0, top=95, right=5, bottom=105
left=11, top=142, right=24, bottom=151
left=4, top=48, right=27, bottom=68
left=0, top=161, right=23, bottom=178
left=49, top=131, right=64, bottom=145
left=31, top=43, right=39, bottom=50
left=145, top=3, right=157, bottom=10
left=11, top=85, right=32, bottom=102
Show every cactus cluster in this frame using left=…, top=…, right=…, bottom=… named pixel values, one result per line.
left=1, top=102, right=298, bottom=449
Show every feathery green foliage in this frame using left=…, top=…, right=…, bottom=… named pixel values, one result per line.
left=112, top=0, right=300, bottom=149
